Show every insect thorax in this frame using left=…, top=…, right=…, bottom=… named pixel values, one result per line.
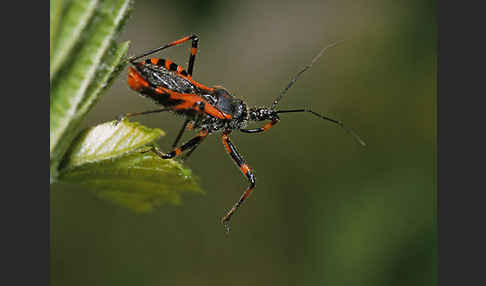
left=193, top=89, right=250, bottom=132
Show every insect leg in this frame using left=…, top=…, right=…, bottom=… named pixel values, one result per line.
left=186, top=36, right=198, bottom=76
left=172, top=119, right=190, bottom=148
left=172, top=119, right=206, bottom=162
left=148, top=129, right=209, bottom=159
left=115, top=108, right=170, bottom=125
left=181, top=134, right=207, bottom=162
left=239, top=119, right=279, bottom=134
left=127, top=34, right=199, bottom=65
left=221, top=133, right=256, bottom=234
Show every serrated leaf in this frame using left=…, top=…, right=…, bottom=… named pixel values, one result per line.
left=59, top=148, right=202, bottom=213
left=50, top=0, right=99, bottom=78
left=61, top=120, right=165, bottom=170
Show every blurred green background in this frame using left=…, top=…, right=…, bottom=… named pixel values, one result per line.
left=51, top=0, right=436, bottom=285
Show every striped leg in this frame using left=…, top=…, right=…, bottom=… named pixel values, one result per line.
left=186, top=36, right=198, bottom=76
left=239, top=119, right=279, bottom=134
left=181, top=134, right=207, bottom=162
left=148, top=129, right=208, bottom=159
left=127, top=34, right=199, bottom=76
left=221, top=133, right=256, bottom=234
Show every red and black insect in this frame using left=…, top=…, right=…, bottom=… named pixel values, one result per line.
left=118, top=34, right=365, bottom=234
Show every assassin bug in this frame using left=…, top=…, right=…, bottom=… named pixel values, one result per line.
left=118, top=34, right=365, bottom=234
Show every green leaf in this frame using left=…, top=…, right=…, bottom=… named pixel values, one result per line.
left=61, top=120, right=165, bottom=170
left=50, top=0, right=202, bottom=213
left=50, top=0, right=133, bottom=179
left=50, top=0, right=132, bottom=152
left=77, top=41, right=130, bottom=117
left=59, top=121, right=201, bottom=213
left=50, top=41, right=130, bottom=178
left=50, top=0, right=64, bottom=59
left=50, top=0, right=99, bottom=78
left=50, top=41, right=130, bottom=180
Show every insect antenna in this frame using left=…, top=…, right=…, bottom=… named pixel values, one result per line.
left=276, top=109, right=366, bottom=146
left=271, top=40, right=345, bottom=110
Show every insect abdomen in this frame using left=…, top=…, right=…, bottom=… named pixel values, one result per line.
left=137, top=59, right=197, bottom=94
left=128, top=66, right=183, bottom=106
left=145, top=58, right=189, bottom=77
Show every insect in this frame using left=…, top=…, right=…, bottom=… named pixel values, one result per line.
left=118, top=34, right=365, bottom=234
